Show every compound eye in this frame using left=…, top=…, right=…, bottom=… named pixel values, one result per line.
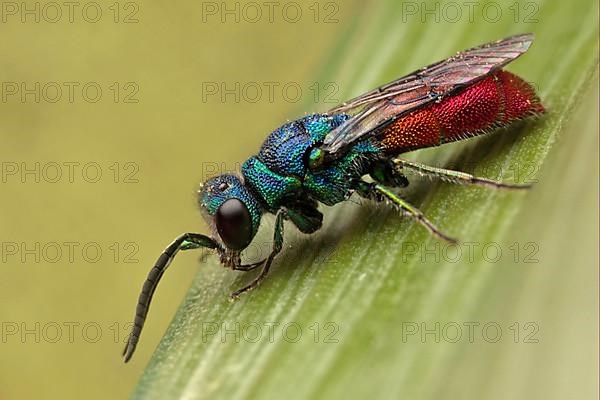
left=216, top=198, right=253, bottom=251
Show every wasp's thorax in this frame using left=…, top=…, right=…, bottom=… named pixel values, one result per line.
left=198, top=174, right=263, bottom=251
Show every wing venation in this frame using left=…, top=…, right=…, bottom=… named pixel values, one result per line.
left=321, top=33, right=535, bottom=156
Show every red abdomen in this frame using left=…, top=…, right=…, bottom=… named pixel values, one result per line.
left=379, top=70, right=544, bottom=154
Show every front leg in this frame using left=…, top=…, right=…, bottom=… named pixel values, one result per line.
left=286, top=196, right=323, bottom=234
left=230, top=209, right=287, bottom=299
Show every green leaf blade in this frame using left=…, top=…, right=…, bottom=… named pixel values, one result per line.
left=132, top=1, right=599, bottom=399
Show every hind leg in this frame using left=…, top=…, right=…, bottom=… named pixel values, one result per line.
left=393, top=158, right=531, bottom=190
left=369, top=160, right=409, bottom=188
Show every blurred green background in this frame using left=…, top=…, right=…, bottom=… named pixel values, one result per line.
left=0, top=1, right=597, bottom=399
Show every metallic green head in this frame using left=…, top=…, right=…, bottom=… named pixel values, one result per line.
left=198, top=174, right=263, bottom=251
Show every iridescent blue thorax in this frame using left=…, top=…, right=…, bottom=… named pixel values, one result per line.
left=242, top=113, right=380, bottom=210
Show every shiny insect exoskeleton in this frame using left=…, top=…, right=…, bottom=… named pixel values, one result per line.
left=123, top=33, right=544, bottom=361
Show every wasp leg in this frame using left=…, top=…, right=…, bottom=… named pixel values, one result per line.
left=369, top=160, right=409, bottom=188
left=123, top=233, right=220, bottom=362
left=394, top=158, right=531, bottom=190
left=230, top=209, right=287, bottom=299
left=355, top=180, right=458, bottom=244
left=232, top=260, right=266, bottom=271
left=286, top=197, right=323, bottom=234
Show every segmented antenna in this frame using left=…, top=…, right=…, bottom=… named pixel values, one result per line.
left=123, top=233, right=218, bottom=362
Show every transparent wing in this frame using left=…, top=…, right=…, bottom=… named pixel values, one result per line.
left=321, top=33, right=535, bottom=156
